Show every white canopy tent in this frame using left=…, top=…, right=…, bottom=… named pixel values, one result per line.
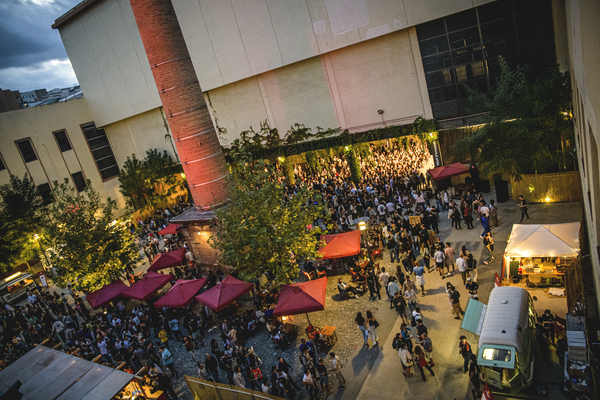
left=505, top=222, right=580, bottom=258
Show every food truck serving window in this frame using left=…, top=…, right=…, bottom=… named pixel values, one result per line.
left=478, top=345, right=516, bottom=368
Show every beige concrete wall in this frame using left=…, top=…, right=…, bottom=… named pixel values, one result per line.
left=57, top=0, right=161, bottom=127
left=206, top=25, right=431, bottom=143
left=172, top=0, right=496, bottom=91
left=565, top=0, right=600, bottom=310
left=0, top=99, right=176, bottom=214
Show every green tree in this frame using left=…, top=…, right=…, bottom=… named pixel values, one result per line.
left=0, top=174, right=45, bottom=271
left=118, top=149, right=183, bottom=212
left=452, top=58, right=574, bottom=179
left=44, top=179, right=140, bottom=291
left=209, top=152, right=326, bottom=283
left=344, top=146, right=362, bottom=185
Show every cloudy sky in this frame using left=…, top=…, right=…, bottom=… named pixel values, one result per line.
left=0, top=0, right=81, bottom=92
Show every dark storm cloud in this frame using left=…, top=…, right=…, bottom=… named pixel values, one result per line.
left=0, top=0, right=81, bottom=91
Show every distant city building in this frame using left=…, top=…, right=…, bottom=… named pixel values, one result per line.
left=20, top=89, right=48, bottom=106
left=0, top=89, right=22, bottom=113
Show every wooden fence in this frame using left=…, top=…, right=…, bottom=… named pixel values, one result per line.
left=510, top=171, right=582, bottom=203
left=184, top=376, right=286, bottom=400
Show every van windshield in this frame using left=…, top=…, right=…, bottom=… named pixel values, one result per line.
left=482, top=347, right=512, bottom=362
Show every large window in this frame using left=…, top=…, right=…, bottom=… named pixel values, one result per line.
left=53, top=130, right=72, bottom=152
left=416, top=0, right=556, bottom=121
left=71, top=171, right=87, bottom=192
left=37, top=183, right=53, bottom=205
left=81, top=123, right=119, bottom=180
left=16, top=139, right=38, bottom=163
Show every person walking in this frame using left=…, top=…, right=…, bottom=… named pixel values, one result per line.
left=421, top=333, right=434, bottom=366
left=316, top=358, right=332, bottom=394
left=413, top=260, right=426, bottom=295
left=398, top=341, right=414, bottom=377
left=518, top=195, right=530, bottom=222
left=421, top=244, right=431, bottom=272
left=414, top=345, right=435, bottom=381
left=480, top=214, right=491, bottom=239
left=456, top=254, right=468, bottom=285
left=392, top=292, right=409, bottom=324
left=233, top=366, right=246, bottom=388
left=404, top=287, right=418, bottom=313
left=482, top=232, right=495, bottom=265
left=205, top=353, right=219, bottom=382
left=444, top=243, right=456, bottom=278
left=159, top=345, right=179, bottom=378
left=366, top=310, right=379, bottom=346
left=489, top=199, right=499, bottom=227
left=466, top=253, right=478, bottom=282
left=458, top=336, right=473, bottom=373
left=355, top=312, right=370, bottom=347
left=329, top=352, right=346, bottom=388
left=400, top=323, right=413, bottom=353
left=379, top=267, right=390, bottom=300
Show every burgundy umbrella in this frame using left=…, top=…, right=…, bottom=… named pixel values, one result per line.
left=154, top=278, right=207, bottom=308
left=122, top=271, right=173, bottom=302
left=195, top=275, right=254, bottom=312
left=148, top=248, right=186, bottom=272
left=273, top=277, right=327, bottom=325
left=86, top=280, right=128, bottom=309
left=427, top=162, right=469, bottom=181
left=158, top=223, right=182, bottom=236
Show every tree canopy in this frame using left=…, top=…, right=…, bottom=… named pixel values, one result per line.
left=209, top=151, right=326, bottom=283
left=44, top=179, right=140, bottom=291
left=451, top=58, right=575, bottom=179
left=0, top=174, right=45, bottom=272
left=118, top=149, right=184, bottom=212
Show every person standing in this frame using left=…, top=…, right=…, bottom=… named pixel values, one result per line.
left=449, top=285, right=464, bottom=320
left=387, top=277, right=400, bottom=310
left=421, top=244, right=431, bottom=272
left=355, top=312, right=370, bottom=346
left=458, top=336, right=473, bottom=373
left=329, top=352, right=346, bottom=388
left=393, top=292, right=409, bottom=324
left=489, top=199, right=499, bottom=227
left=160, top=346, right=179, bottom=378
left=434, top=247, right=445, bottom=277
left=421, top=333, right=434, bottom=366
left=444, top=243, right=456, bottom=278
left=302, top=368, right=319, bottom=399
left=379, top=267, right=391, bottom=300
left=480, top=214, right=491, bottom=239
left=468, top=354, right=481, bottom=390
left=414, top=345, right=435, bottom=381
left=456, top=254, right=468, bottom=285
left=404, top=287, right=418, bottom=313
left=518, top=195, right=530, bottom=222
left=413, top=261, right=426, bottom=295
left=387, top=234, right=397, bottom=263
left=398, top=341, right=414, bottom=377
left=316, top=358, right=332, bottom=394
left=466, top=277, right=479, bottom=299
left=482, top=232, right=495, bottom=265
left=233, top=366, right=246, bottom=388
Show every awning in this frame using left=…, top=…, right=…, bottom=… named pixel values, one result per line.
left=195, top=275, right=254, bottom=312
left=158, top=223, right=182, bottom=236
left=154, top=278, right=207, bottom=308
left=0, top=346, right=133, bottom=399
left=148, top=248, right=186, bottom=271
left=85, top=280, right=128, bottom=309
left=427, top=162, right=469, bottom=181
left=122, top=271, right=173, bottom=302
left=273, top=277, right=327, bottom=323
left=504, top=222, right=580, bottom=258
left=318, top=230, right=361, bottom=259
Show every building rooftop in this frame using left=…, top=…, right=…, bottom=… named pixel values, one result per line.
left=52, top=0, right=101, bottom=29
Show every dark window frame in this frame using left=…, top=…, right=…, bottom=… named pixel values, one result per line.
left=53, top=129, right=73, bottom=152
left=37, top=183, right=53, bottom=205
left=80, top=122, right=119, bottom=182
left=71, top=171, right=87, bottom=192
left=15, top=138, right=39, bottom=163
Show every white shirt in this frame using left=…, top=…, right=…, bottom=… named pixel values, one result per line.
left=480, top=206, right=490, bottom=216
left=434, top=251, right=445, bottom=263
left=386, top=202, right=395, bottom=212
left=303, top=373, right=315, bottom=385
left=456, top=257, right=467, bottom=272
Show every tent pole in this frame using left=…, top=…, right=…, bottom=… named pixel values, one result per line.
left=306, top=313, right=311, bottom=326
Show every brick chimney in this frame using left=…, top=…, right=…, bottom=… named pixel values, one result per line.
left=129, top=0, right=228, bottom=210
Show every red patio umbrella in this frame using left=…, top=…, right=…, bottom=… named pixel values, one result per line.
left=273, top=277, right=327, bottom=325
left=427, top=162, right=469, bottom=181
left=154, top=278, right=207, bottom=308
left=86, top=280, right=128, bottom=309
left=195, top=275, right=254, bottom=312
left=158, top=223, right=182, bottom=236
left=148, top=248, right=186, bottom=272
left=319, top=230, right=361, bottom=259
left=122, top=271, right=173, bottom=302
